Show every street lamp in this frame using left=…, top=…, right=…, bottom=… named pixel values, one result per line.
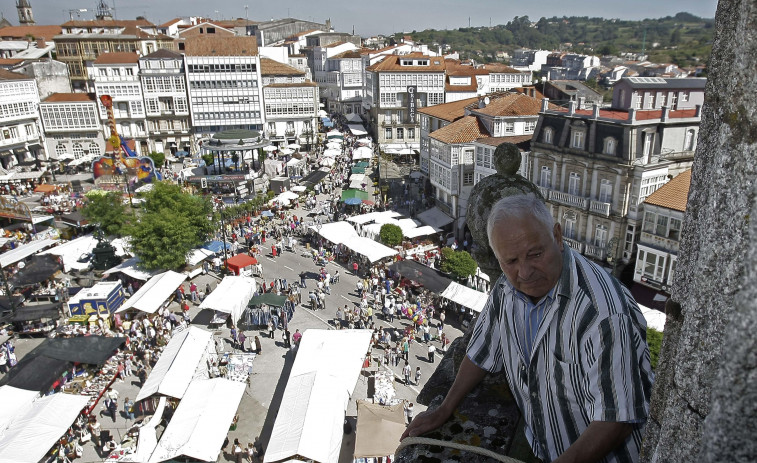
left=216, top=197, right=230, bottom=273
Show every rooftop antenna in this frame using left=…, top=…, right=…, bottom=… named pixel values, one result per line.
left=66, top=8, right=88, bottom=21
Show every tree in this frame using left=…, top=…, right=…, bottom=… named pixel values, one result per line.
left=81, top=190, right=131, bottom=237
left=201, top=153, right=215, bottom=168
left=379, top=223, right=403, bottom=247
left=647, top=327, right=664, bottom=370
left=148, top=151, right=165, bottom=168
left=128, top=182, right=214, bottom=270
left=440, top=247, right=478, bottom=280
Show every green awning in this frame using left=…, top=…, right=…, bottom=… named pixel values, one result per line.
left=355, top=161, right=369, bottom=168
left=351, top=167, right=366, bottom=174
left=248, top=293, right=288, bottom=307
left=341, top=189, right=370, bottom=201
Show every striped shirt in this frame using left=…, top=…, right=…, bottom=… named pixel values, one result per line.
left=468, top=247, right=654, bottom=462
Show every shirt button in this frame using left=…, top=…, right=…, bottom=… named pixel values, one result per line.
left=531, top=392, right=538, bottom=399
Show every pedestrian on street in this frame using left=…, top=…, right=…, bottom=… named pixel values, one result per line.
left=238, top=331, right=247, bottom=352
left=403, top=361, right=412, bottom=385
left=299, top=271, right=307, bottom=288
left=124, top=397, right=135, bottom=420
left=254, top=336, right=262, bottom=355
left=415, top=366, right=422, bottom=385
left=267, top=318, right=275, bottom=338
left=106, top=397, right=118, bottom=422
left=283, top=329, right=291, bottom=349
left=428, top=343, right=436, bottom=363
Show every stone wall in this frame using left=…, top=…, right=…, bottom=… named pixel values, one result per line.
left=640, top=1, right=757, bottom=462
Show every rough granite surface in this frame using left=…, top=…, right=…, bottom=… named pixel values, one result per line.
left=395, top=142, right=542, bottom=463
left=640, top=1, right=757, bottom=462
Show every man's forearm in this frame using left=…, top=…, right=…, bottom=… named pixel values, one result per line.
left=438, top=355, right=488, bottom=414
left=554, top=421, right=634, bottom=463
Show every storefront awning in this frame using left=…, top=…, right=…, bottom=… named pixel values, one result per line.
left=417, top=207, right=454, bottom=230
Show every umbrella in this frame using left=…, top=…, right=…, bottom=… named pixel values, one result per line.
left=291, top=185, right=307, bottom=192
left=286, top=144, right=301, bottom=150
left=57, top=153, right=75, bottom=161
left=344, top=197, right=362, bottom=205
left=320, top=158, right=335, bottom=167
left=327, top=139, right=343, bottom=145
left=263, top=146, right=277, bottom=152
left=318, top=109, right=328, bottom=117
left=279, top=191, right=299, bottom=201
left=261, top=210, right=275, bottom=217
left=354, top=146, right=372, bottom=156
left=323, top=149, right=340, bottom=158
left=279, top=148, right=294, bottom=156
left=356, top=138, right=373, bottom=145
left=362, top=199, right=375, bottom=205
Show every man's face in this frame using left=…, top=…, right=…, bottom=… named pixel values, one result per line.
left=491, top=215, right=564, bottom=300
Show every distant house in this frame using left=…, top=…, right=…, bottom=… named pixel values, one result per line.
left=543, top=80, right=604, bottom=108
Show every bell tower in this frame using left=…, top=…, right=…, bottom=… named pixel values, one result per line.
left=16, top=0, right=35, bottom=26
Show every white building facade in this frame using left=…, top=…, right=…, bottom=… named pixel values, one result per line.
left=0, top=69, right=45, bottom=170
left=260, top=58, right=318, bottom=149
left=39, top=93, right=105, bottom=161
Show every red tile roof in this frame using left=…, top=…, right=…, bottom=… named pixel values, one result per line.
left=0, top=25, right=61, bottom=40
left=183, top=35, right=258, bottom=56
left=0, top=69, right=32, bottom=81
left=483, top=63, right=523, bottom=73
left=554, top=107, right=700, bottom=120
left=330, top=50, right=362, bottom=59
left=260, top=57, right=305, bottom=76
left=62, top=19, right=154, bottom=28
left=429, top=115, right=490, bottom=144
left=644, top=169, right=691, bottom=212
left=366, top=54, right=445, bottom=73
left=43, top=93, right=95, bottom=103
left=418, top=96, right=480, bottom=122
left=159, top=18, right=182, bottom=28
left=471, top=92, right=554, bottom=117
left=94, top=52, right=139, bottom=65
left=475, top=135, right=533, bottom=147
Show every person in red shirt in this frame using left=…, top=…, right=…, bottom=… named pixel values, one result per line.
left=293, top=329, right=302, bottom=345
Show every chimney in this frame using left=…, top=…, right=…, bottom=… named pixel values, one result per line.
left=577, top=96, right=586, bottom=110
left=568, top=100, right=577, bottom=115
left=661, top=105, right=670, bottom=122
left=628, top=107, right=636, bottom=122
left=592, top=104, right=601, bottom=119
left=695, top=104, right=702, bottom=117
left=36, top=38, right=46, bottom=48
left=541, top=97, right=550, bottom=112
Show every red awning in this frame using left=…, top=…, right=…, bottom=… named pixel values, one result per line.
left=225, top=254, right=258, bottom=268
left=33, top=184, right=58, bottom=193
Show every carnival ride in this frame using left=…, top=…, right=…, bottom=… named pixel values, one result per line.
left=92, top=95, right=160, bottom=188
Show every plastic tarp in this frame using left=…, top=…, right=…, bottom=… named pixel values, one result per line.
left=186, top=248, right=214, bottom=267
left=198, top=276, right=256, bottom=324
left=149, top=379, right=245, bottom=463
left=345, top=113, right=362, bottom=123
left=388, top=260, right=454, bottom=294
left=10, top=303, right=61, bottom=322
left=300, top=169, right=329, bottom=187
left=136, top=326, right=215, bottom=402
left=404, top=225, right=439, bottom=239
left=8, top=255, right=62, bottom=287
left=0, top=386, right=38, bottom=433
left=117, top=271, right=187, bottom=314
left=103, top=257, right=157, bottom=281
left=0, top=392, right=90, bottom=463
left=264, top=330, right=372, bottom=463
left=0, top=238, right=57, bottom=268
left=353, top=401, right=406, bottom=458
left=347, top=124, right=367, bottom=136
left=639, top=304, right=666, bottom=332
left=416, top=207, right=454, bottom=230
left=309, top=221, right=358, bottom=245
left=341, top=189, right=370, bottom=201
left=310, top=222, right=397, bottom=263
left=202, top=241, right=232, bottom=254
left=440, top=282, right=490, bottom=313
left=347, top=211, right=401, bottom=225
left=40, top=235, right=98, bottom=272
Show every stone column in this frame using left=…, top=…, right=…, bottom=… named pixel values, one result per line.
left=640, top=1, right=757, bottom=462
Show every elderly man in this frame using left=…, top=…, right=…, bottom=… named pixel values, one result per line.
left=402, top=193, right=653, bottom=463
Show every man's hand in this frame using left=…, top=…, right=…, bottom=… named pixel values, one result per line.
left=400, top=406, right=453, bottom=441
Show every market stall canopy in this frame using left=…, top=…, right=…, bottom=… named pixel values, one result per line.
left=278, top=191, right=299, bottom=201
left=103, top=256, right=157, bottom=281
left=136, top=326, right=215, bottom=402
left=8, top=255, right=62, bottom=287
left=202, top=240, right=232, bottom=254
left=318, top=110, right=328, bottom=117
left=351, top=166, right=365, bottom=174
left=9, top=303, right=61, bottom=322
left=186, top=248, right=215, bottom=268
left=320, top=158, right=335, bottom=167
left=148, top=378, right=246, bottom=463
left=40, top=234, right=98, bottom=272
left=286, top=143, right=301, bottom=150
left=341, top=189, right=370, bottom=201
left=345, top=113, right=362, bottom=123
left=353, top=146, right=372, bottom=157
left=0, top=392, right=90, bottom=463
left=263, top=145, right=277, bottom=152
left=0, top=238, right=57, bottom=268
left=416, top=206, right=454, bottom=230
left=326, top=131, right=343, bottom=140
left=353, top=401, right=406, bottom=459
left=355, top=161, right=370, bottom=168
left=404, top=225, right=439, bottom=239
left=322, top=148, right=341, bottom=157
left=344, top=197, right=362, bottom=206
left=0, top=295, right=25, bottom=313
left=32, top=184, right=57, bottom=194
left=117, top=271, right=187, bottom=314
left=0, top=386, right=38, bottom=434
left=440, top=282, right=489, bottom=313
left=291, top=185, right=307, bottom=192
left=388, top=259, right=454, bottom=294
left=347, top=124, right=367, bottom=136
left=279, top=148, right=294, bottom=156
left=264, top=330, right=372, bottom=463
left=356, top=137, right=373, bottom=145
left=119, top=396, right=165, bottom=463
left=346, top=211, right=401, bottom=225
left=299, top=169, right=329, bottom=187
left=286, top=157, right=304, bottom=167
left=199, top=276, right=256, bottom=324
left=248, top=293, right=287, bottom=307
left=225, top=254, right=258, bottom=275
left=309, top=221, right=357, bottom=245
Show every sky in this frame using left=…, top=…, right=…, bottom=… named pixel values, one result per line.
left=1, top=0, right=719, bottom=37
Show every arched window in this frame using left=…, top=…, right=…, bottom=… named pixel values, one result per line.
left=603, top=137, right=617, bottom=155
left=542, top=127, right=554, bottom=144
left=72, top=143, right=84, bottom=159
left=88, top=143, right=101, bottom=157
left=55, top=144, right=67, bottom=158
left=684, top=129, right=696, bottom=151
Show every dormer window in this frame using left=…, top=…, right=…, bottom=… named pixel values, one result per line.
left=603, top=137, right=617, bottom=155
left=542, top=127, right=554, bottom=144
left=571, top=129, right=586, bottom=149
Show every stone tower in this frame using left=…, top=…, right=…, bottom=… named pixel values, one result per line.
left=16, top=0, right=34, bottom=25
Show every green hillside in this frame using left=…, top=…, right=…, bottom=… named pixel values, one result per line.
left=397, top=12, right=713, bottom=68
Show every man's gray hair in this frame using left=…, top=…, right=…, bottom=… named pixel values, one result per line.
left=486, top=193, right=555, bottom=253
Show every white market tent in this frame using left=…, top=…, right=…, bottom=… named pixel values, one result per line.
left=345, top=113, right=362, bottom=123
left=440, top=282, right=490, bottom=313
left=417, top=207, right=454, bottom=230
left=310, top=222, right=397, bottom=263
left=186, top=248, right=214, bottom=268
left=322, top=148, right=341, bottom=158
left=149, top=379, right=246, bottom=463
left=348, top=174, right=369, bottom=190
left=310, top=221, right=357, bottom=245
left=278, top=191, right=299, bottom=201
left=346, top=211, right=401, bottom=226
left=264, top=330, right=372, bottom=463
left=117, top=271, right=187, bottom=314
left=0, top=386, right=38, bottom=434
left=320, top=158, right=335, bottom=167
left=0, top=238, right=57, bottom=268
left=0, top=392, right=90, bottom=463
left=39, top=235, right=98, bottom=272
left=404, top=225, right=439, bottom=239
left=198, top=276, right=257, bottom=324
left=103, top=256, right=158, bottom=281
left=356, top=137, right=373, bottom=146
left=136, top=326, right=216, bottom=402
left=353, top=401, right=406, bottom=459
left=347, top=124, right=368, bottom=136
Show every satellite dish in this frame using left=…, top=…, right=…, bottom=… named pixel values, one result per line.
left=484, top=97, right=490, bottom=105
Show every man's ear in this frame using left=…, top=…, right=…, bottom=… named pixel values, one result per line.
left=553, top=223, right=564, bottom=251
